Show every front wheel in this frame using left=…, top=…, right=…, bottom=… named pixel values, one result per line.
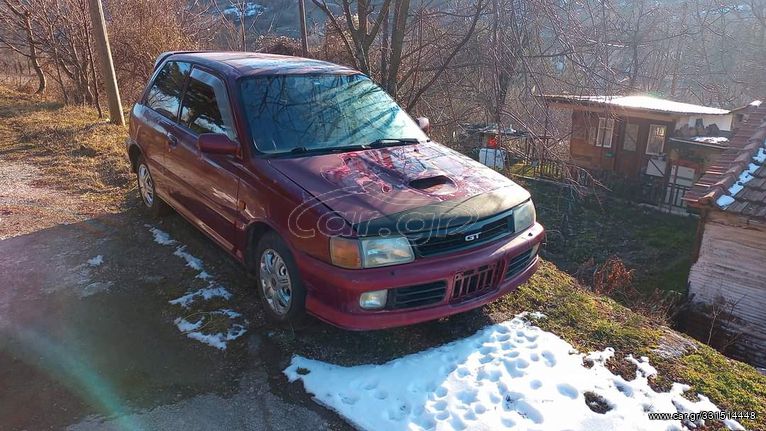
left=136, top=155, right=170, bottom=217
left=256, top=232, right=306, bottom=325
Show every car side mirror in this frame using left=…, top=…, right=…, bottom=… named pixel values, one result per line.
left=416, top=117, right=431, bottom=133
left=197, top=133, right=239, bottom=155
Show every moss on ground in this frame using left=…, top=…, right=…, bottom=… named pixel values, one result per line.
left=4, top=86, right=764, bottom=429
left=491, top=262, right=765, bottom=430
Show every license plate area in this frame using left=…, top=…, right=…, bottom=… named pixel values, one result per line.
left=451, top=262, right=501, bottom=303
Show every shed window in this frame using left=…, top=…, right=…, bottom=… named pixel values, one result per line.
left=646, top=124, right=666, bottom=155
left=591, top=117, right=614, bottom=148
left=623, top=123, right=638, bottom=151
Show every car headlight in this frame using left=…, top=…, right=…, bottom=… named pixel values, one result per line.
left=330, top=236, right=414, bottom=269
left=514, top=200, right=536, bottom=232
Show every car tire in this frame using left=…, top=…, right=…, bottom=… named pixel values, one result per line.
left=255, top=231, right=306, bottom=325
left=136, top=155, right=171, bottom=217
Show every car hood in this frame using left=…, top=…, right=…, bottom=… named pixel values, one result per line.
left=269, top=142, right=530, bottom=231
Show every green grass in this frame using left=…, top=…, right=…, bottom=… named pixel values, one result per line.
left=517, top=178, right=698, bottom=296
left=5, top=85, right=764, bottom=429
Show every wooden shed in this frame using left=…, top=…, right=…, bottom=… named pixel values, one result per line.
left=683, top=106, right=766, bottom=367
left=543, top=95, right=739, bottom=177
left=542, top=94, right=753, bottom=211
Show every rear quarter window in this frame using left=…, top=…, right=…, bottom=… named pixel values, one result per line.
left=145, top=61, right=191, bottom=120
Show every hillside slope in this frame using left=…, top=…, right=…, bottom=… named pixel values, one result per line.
left=1, top=87, right=764, bottom=430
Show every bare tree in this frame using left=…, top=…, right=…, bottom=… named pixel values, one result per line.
left=312, top=0, right=486, bottom=108
left=0, top=0, right=46, bottom=93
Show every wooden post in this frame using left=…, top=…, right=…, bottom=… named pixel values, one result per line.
left=87, top=0, right=124, bottom=126
left=298, top=0, right=309, bottom=56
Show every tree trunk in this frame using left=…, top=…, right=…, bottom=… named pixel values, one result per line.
left=22, top=12, right=45, bottom=94
left=385, top=0, right=410, bottom=98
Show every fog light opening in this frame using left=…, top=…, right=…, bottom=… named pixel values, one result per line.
left=359, top=289, right=388, bottom=310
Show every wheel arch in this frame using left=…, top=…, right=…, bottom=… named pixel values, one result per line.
left=128, top=144, right=143, bottom=173
left=244, top=221, right=276, bottom=274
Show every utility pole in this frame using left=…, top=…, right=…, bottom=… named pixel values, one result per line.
left=87, top=0, right=124, bottom=126
left=298, top=0, right=309, bottom=56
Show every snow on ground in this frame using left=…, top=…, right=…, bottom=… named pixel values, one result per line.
left=87, top=255, right=103, bottom=267
left=174, top=310, right=247, bottom=350
left=169, top=286, right=232, bottom=308
left=285, top=314, right=744, bottom=431
left=146, top=225, right=247, bottom=350
left=222, top=2, right=264, bottom=19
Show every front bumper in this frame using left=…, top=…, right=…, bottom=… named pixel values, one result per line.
left=295, top=222, right=545, bottom=330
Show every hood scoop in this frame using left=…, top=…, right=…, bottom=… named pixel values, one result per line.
left=409, top=175, right=456, bottom=193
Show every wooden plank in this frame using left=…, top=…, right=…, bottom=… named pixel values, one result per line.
left=688, top=220, right=766, bottom=350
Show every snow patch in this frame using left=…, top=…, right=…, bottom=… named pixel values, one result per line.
left=223, top=1, right=264, bottom=18
left=173, top=245, right=205, bottom=271
left=285, top=315, right=743, bottom=431
left=716, top=195, right=735, bottom=207
left=754, top=147, right=766, bottom=164
left=692, top=136, right=728, bottom=145
left=147, top=225, right=246, bottom=350
left=169, top=286, right=232, bottom=308
left=147, top=225, right=177, bottom=245
left=180, top=324, right=247, bottom=350
left=87, top=255, right=103, bottom=267
left=750, top=100, right=762, bottom=107
left=173, top=309, right=247, bottom=350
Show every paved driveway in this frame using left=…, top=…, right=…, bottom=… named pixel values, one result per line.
left=0, top=208, right=349, bottom=430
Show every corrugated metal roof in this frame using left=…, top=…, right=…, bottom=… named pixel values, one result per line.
left=543, top=94, right=730, bottom=116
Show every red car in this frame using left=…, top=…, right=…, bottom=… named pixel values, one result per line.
left=127, top=52, right=544, bottom=330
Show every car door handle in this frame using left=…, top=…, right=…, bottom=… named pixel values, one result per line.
left=166, top=133, right=178, bottom=148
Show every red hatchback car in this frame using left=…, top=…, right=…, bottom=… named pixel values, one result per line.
left=127, top=52, right=544, bottom=330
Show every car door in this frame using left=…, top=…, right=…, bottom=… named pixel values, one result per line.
left=134, top=61, right=191, bottom=192
left=167, top=66, right=241, bottom=251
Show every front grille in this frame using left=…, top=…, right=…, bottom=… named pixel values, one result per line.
left=387, top=281, right=447, bottom=310
left=451, top=262, right=501, bottom=303
left=505, top=247, right=536, bottom=279
left=410, top=213, right=513, bottom=257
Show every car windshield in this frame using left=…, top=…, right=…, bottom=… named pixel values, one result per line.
left=239, top=74, right=428, bottom=154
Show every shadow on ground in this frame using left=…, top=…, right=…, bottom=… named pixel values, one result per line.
left=0, top=208, right=501, bottom=430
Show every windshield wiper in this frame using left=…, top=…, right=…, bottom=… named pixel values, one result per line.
left=273, top=139, right=422, bottom=158
left=279, top=145, right=367, bottom=157
left=368, top=138, right=423, bottom=148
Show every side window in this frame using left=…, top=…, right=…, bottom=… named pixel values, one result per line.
left=592, top=117, right=615, bottom=148
left=180, top=68, right=237, bottom=141
left=623, top=123, right=639, bottom=151
left=646, top=124, right=666, bottom=155
left=145, top=61, right=190, bottom=120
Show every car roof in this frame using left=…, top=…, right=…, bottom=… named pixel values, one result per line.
left=164, top=51, right=360, bottom=78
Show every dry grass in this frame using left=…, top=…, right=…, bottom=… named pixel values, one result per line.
left=2, top=86, right=763, bottom=430
left=0, top=86, right=133, bottom=211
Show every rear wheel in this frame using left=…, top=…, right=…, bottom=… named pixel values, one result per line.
left=256, top=232, right=306, bottom=325
left=136, top=155, right=170, bottom=217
